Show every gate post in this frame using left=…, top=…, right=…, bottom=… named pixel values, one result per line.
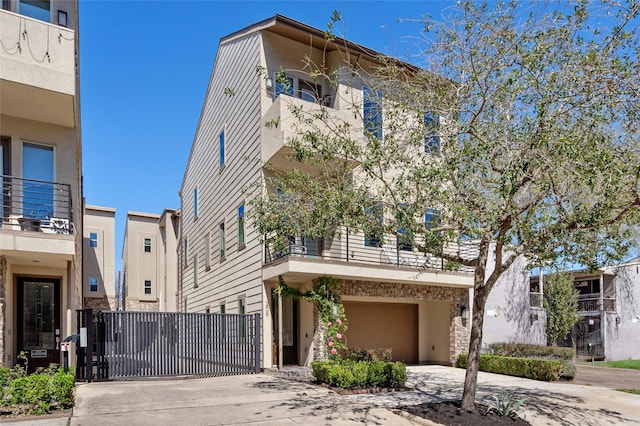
left=253, top=313, right=261, bottom=373
left=85, top=308, right=93, bottom=383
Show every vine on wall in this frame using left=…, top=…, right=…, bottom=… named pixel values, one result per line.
left=276, top=275, right=347, bottom=360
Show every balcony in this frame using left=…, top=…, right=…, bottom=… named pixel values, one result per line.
left=263, top=230, right=476, bottom=288
left=261, top=95, right=361, bottom=173
left=1, top=175, right=74, bottom=234
left=578, top=297, right=616, bottom=313
left=0, top=9, right=76, bottom=127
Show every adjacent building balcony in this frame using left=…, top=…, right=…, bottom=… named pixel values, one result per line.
left=0, top=175, right=75, bottom=260
left=529, top=292, right=543, bottom=308
left=261, top=95, right=361, bottom=173
left=262, top=229, right=476, bottom=288
left=578, top=296, right=616, bottom=313
left=0, top=9, right=76, bottom=127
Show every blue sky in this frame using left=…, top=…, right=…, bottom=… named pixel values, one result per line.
left=80, top=0, right=455, bottom=269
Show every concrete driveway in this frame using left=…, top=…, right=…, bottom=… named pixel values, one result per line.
left=60, top=365, right=640, bottom=425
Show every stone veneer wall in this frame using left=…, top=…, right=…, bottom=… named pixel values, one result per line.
left=125, top=299, right=159, bottom=312
left=0, top=256, right=5, bottom=366
left=327, top=280, right=470, bottom=365
left=83, top=296, right=112, bottom=311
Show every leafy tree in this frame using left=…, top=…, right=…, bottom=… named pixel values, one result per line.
left=251, top=1, right=640, bottom=412
left=543, top=273, right=580, bottom=346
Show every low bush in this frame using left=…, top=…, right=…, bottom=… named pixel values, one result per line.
left=340, top=347, right=392, bottom=362
left=457, top=354, right=563, bottom=381
left=487, top=343, right=574, bottom=361
left=488, top=343, right=576, bottom=379
left=312, top=360, right=406, bottom=389
left=560, top=360, right=576, bottom=379
left=0, top=362, right=75, bottom=416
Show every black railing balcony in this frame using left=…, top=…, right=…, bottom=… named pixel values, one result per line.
left=263, top=230, right=477, bottom=274
left=577, top=297, right=616, bottom=312
left=1, top=175, right=74, bottom=234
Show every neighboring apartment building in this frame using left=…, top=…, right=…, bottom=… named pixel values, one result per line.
left=122, top=210, right=179, bottom=312
left=178, top=15, right=540, bottom=369
left=531, top=257, right=640, bottom=361
left=0, top=0, right=82, bottom=369
left=83, top=205, right=116, bottom=311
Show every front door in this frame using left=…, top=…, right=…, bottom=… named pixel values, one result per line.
left=272, top=290, right=298, bottom=365
left=17, top=277, right=61, bottom=372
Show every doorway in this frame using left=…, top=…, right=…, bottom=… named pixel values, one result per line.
left=272, top=290, right=298, bottom=365
left=17, top=277, right=61, bottom=372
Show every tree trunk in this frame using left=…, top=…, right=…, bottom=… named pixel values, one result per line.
left=460, top=240, right=490, bottom=412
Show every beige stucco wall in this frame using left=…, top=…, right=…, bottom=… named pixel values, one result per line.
left=83, top=206, right=116, bottom=310
left=122, top=212, right=162, bottom=311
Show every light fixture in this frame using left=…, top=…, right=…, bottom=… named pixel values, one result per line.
left=460, top=305, right=469, bottom=320
left=265, top=78, right=273, bottom=90
left=58, top=10, right=67, bottom=27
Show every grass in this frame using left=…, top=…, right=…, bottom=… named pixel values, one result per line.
left=590, top=360, right=640, bottom=370
left=617, top=389, right=640, bottom=395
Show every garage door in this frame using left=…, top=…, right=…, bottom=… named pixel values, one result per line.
left=343, top=301, right=418, bottom=364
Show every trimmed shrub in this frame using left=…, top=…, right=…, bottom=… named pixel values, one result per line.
left=311, top=360, right=406, bottom=389
left=560, top=360, right=576, bottom=379
left=340, top=347, right=392, bottom=362
left=488, top=343, right=573, bottom=361
left=456, top=354, right=563, bottom=381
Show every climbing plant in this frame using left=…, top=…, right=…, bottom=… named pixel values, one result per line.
left=276, top=275, right=347, bottom=360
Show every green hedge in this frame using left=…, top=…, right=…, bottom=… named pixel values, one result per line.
left=311, top=360, right=407, bottom=389
left=456, top=354, right=563, bottom=381
left=1, top=366, right=75, bottom=415
left=487, top=343, right=574, bottom=361
left=487, top=343, right=576, bottom=379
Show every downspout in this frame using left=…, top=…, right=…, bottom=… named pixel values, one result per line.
left=599, top=271, right=606, bottom=359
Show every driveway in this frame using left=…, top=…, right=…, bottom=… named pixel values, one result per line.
left=11, top=365, right=638, bottom=426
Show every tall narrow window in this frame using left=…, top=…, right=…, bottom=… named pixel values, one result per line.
left=363, top=87, right=382, bottom=140
left=397, top=204, right=412, bottom=251
left=22, top=143, right=53, bottom=219
left=364, top=201, right=383, bottom=247
left=237, top=204, right=245, bottom=247
left=425, top=208, right=442, bottom=231
left=89, top=232, right=98, bottom=248
left=183, top=237, right=188, bottom=266
left=144, top=280, right=152, bottom=295
left=424, top=112, right=440, bottom=154
left=144, top=238, right=152, bottom=253
left=219, top=130, right=225, bottom=168
left=204, top=233, right=211, bottom=270
left=193, top=255, right=198, bottom=288
left=219, top=222, right=226, bottom=258
left=193, top=187, right=198, bottom=219
left=89, top=276, right=98, bottom=292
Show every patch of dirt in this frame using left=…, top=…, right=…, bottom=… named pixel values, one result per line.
left=399, top=401, right=531, bottom=426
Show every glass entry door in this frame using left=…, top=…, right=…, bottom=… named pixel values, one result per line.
left=272, top=290, right=298, bottom=365
left=17, top=277, right=60, bottom=372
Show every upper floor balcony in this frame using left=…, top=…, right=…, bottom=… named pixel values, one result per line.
left=0, top=174, right=75, bottom=259
left=261, top=94, right=361, bottom=173
left=578, top=295, right=616, bottom=313
left=0, top=8, right=76, bottom=127
left=263, top=228, right=476, bottom=288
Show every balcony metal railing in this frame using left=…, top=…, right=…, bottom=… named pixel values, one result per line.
left=578, top=297, right=616, bottom=312
left=264, top=230, right=477, bottom=274
left=1, top=175, right=74, bottom=234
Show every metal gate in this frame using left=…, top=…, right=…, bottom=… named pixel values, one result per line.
left=76, top=309, right=261, bottom=381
